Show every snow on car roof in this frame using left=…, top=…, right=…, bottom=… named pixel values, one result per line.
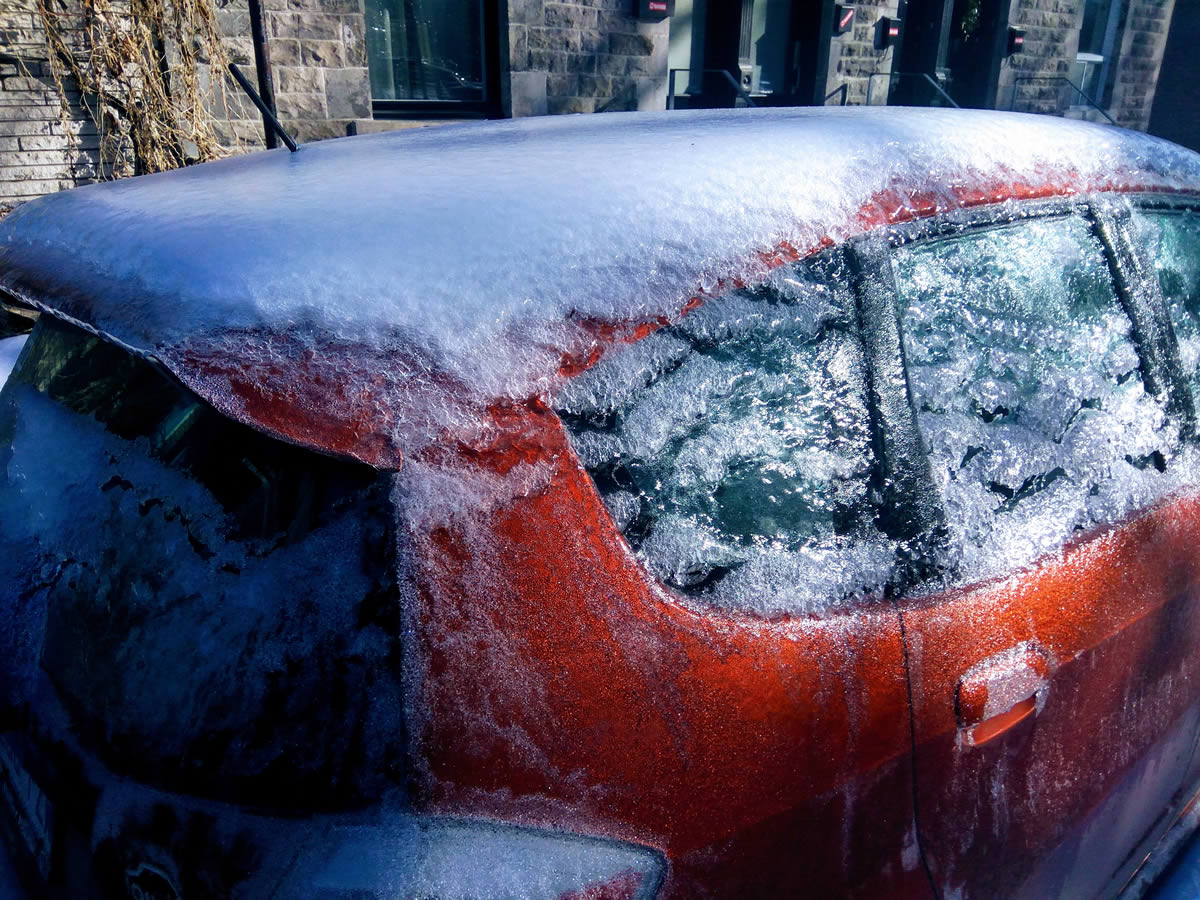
left=2, top=106, right=1199, bottom=467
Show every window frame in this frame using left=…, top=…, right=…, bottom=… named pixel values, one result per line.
left=555, top=193, right=1200, bottom=606
left=553, top=246, right=897, bottom=606
left=1123, top=195, right=1200, bottom=426
left=366, top=0, right=504, bottom=120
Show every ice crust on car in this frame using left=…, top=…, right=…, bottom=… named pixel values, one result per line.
left=556, top=262, right=900, bottom=616
left=558, top=206, right=1200, bottom=616
left=2, top=107, right=1199, bottom=465
left=0, top=335, right=24, bottom=388
left=896, top=212, right=1200, bottom=587
left=4, top=108, right=1200, bottom=620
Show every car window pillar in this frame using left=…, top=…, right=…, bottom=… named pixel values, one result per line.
left=844, top=235, right=948, bottom=585
left=1090, top=197, right=1196, bottom=438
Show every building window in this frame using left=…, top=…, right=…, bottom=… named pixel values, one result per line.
left=364, top=0, right=500, bottom=117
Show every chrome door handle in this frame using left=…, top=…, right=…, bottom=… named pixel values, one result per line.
left=956, top=643, right=1052, bottom=747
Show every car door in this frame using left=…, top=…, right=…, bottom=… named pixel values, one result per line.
left=1131, top=201, right=1200, bottom=802
left=887, top=207, right=1200, bottom=898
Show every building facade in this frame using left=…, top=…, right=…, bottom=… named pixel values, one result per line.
left=0, top=0, right=1188, bottom=214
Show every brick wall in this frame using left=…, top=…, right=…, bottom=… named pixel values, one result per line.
left=1107, top=0, right=1175, bottom=130
left=506, top=0, right=669, bottom=115
left=0, top=0, right=98, bottom=215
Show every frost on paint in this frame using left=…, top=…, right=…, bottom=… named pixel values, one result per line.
left=1, top=108, right=1199, bottom=464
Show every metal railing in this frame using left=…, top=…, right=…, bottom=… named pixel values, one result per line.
left=823, top=83, right=848, bottom=106
left=1007, top=74, right=1116, bottom=125
left=865, top=71, right=960, bottom=108
left=667, top=68, right=757, bottom=110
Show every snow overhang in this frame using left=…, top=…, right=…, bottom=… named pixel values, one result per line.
left=2, top=107, right=1199, bottom=467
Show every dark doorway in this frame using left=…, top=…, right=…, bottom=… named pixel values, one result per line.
left=688, top=0, right=834, bottom=107
left=1149, top=2, right=1200, bottom=152
left=789, top=0, right=834, bottom=105
left=892, top=0, right=956, bottom=105
left=945, top=0, right=1008, bottom=108
left=698, top=0, right=745, bottom=106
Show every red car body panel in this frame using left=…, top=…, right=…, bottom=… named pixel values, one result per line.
left=900, top=494, right=1200, bottom=898
left=387, top=179, right=1200, bottom=898
left=404, top=402, right=927, bottom=898
left=96, top=175, right=1199, bottom=897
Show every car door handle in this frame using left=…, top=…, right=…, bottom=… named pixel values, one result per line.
left=956, top=643, right=1052, bottom=747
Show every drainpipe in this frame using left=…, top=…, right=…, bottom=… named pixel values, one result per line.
left=248, top=0, right=279, bottom=149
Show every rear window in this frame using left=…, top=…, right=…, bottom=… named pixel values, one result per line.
left=893, top=214, right=1185, bottom=583
left=13, top=315, right=380, bottom=543
left=0, top=317, right=404, bottom=809
left=555, top=259, right=896, bottom=617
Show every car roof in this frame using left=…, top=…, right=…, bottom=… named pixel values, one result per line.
left=2, top=106, right=1199, bottom=467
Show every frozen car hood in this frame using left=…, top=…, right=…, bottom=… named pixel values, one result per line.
left=2, top=107, right=1200, bottom=467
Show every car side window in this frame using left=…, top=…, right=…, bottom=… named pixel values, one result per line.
left=555, top=259, right=897, bottom=617
left=893, top=214, right=1182, bottom=583
left=1133, top=209, right=1200, bottom=398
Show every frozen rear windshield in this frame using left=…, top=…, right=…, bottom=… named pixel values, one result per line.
left=555, top=259, right=897, bottom=617
left=894, top=214, right=1185, bottom=583
left=12, top=316, right=380, bottom=542
left=0, top=317, right=403, bottom=809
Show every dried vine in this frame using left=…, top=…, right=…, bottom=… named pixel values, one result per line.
left=35, top=0, right=238, bottom=178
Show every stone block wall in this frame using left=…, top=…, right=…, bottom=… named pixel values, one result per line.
left=506, top=0, right=669, bottom=115
left=1107, top=0, right=1175, bottom=130
left=826, top=0, right=902, bottom=106
left=0, top=0, right=99, bottom=215
left=1006, top=0, right=1085, bottom=116
left=1005, top=0, right=1177, bottom=128
left=208, top=0, right=376, bottom=148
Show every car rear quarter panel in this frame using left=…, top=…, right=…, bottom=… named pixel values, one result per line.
left=400, top=400, right=929, bottom=899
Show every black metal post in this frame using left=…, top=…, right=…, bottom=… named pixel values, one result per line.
left=228, top=63, right=298, bottom=152
left=248, top=0, right=279, bottom=150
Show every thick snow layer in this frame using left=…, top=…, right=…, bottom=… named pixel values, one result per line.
left=2, top=108, right=1199, bottom=461
left=0, top=335, right=25, bottom=389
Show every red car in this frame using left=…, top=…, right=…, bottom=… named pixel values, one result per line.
left=2, top=107, right=1200, bottom=898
